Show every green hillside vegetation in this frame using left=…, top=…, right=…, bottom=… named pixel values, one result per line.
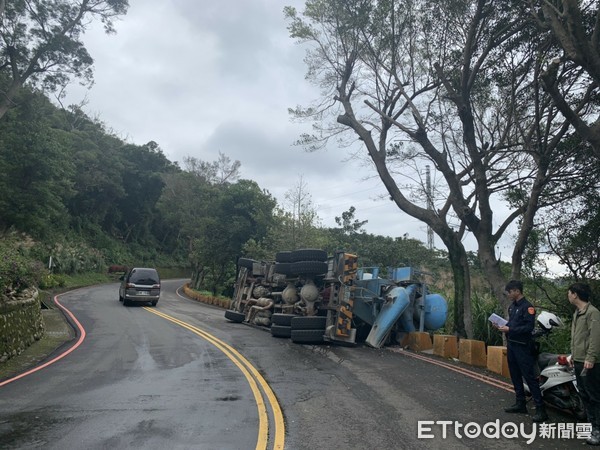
left=3, top=0, right=600, bottom=377
left=0, top=76, right=597, bottom=351
left=0, top=82, right=448, bottom=288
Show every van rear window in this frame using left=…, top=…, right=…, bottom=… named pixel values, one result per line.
left=129, top=269, right=159, bottom=284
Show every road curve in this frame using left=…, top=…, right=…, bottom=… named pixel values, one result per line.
left=0, top=280, right=277, bottom=449
left=0, top=280, right=583, bottom=449
left=143, top=306, right=284, bottom=450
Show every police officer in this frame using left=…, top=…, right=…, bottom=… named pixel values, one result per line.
left=496, top=280, right=548, bottom=422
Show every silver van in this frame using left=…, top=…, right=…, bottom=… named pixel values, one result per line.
left=119, top=267, right=161, bottom=306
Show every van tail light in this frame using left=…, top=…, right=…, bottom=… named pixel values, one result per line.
left=557, top=355, right=569, bottom=365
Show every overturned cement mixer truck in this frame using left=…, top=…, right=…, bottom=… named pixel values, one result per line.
left=224, top=249, right=448, bottom=348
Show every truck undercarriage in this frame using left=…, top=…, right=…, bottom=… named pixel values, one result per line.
left=224, top=249, right=447, bottom=348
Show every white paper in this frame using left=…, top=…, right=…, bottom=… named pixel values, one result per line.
left=488, top=313, right=508, bottom=327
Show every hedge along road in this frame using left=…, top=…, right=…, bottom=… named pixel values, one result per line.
left=0, top=280, right=284, bottom=449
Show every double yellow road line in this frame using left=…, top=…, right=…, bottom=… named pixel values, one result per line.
left=144, top=307, right=285, bottom=450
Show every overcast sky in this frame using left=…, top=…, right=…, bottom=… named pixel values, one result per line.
left=63, top=0, right=433, bottom=240
left=63, top=0, right=525, bottom=260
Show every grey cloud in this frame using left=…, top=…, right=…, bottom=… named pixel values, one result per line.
left=174, top=1, right=293, bottom=79
left=198, top=120, right=344, bottom=179
left=63, top=0, right=429, bottom=243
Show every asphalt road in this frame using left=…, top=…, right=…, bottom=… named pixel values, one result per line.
left=0, top=281, right=587, bottom=449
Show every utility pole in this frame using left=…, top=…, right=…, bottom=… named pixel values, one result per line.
left=426, top=165, right=434, bottom=250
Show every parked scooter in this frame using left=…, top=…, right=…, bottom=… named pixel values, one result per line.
left=523, top=311, right=586, bottom=420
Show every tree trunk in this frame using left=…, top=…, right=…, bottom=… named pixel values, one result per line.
left=335, top=104, right=474, bottom=337
left=191, top=265, right=204, bottom=291
left=478, top=243, right=509, bottom=313
left=437, top=226, right=473, bottom=338
left=0, top=80, right=24, bottom=121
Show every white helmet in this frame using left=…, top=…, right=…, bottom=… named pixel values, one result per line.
left=537, top=311, right=563, bottom=330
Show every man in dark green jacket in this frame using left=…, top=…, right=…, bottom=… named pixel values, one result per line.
left=568, top=282, right=600, bottom=446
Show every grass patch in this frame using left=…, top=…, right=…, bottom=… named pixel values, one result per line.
left=0, top=310, right=73, bottom=381
left=60, top=272, right=115, bottom=287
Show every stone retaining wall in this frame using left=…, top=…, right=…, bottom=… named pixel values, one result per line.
left=0, top=288, right=44, bottom=363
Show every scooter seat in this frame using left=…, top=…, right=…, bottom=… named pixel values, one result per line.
left=537, top=352, right=559, bottom=370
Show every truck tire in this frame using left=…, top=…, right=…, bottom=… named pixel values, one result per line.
left=291, top=261, right=328, bottom=275
left=274, top=262, right=294, bottom=276
left=271, top=324, right=292, bottom=338
left=275, top=251, right=293, bottom=263
left=291, top=316, right=327, bottom=330
left=271, top=313, right=296, bottom=326
left=237, top=258, right=256, bottom=269
left=225, top=309, right=245, bottom=323
left=291, top=249, right=327, bottom=262
left=291, top=329, right=325, bottom=344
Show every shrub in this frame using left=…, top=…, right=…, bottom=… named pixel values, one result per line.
left=39, top=273, right=66, bottom=289
left=46, top=241, right=106, bottom=274
left=0, top=238, right=46, bottom=295
left=470, top=291, right=504, bottom=346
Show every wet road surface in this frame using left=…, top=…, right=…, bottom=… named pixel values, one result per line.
left=0, top=281, right=586, bottom=449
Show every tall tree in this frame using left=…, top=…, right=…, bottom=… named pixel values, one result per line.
left=0, top=92, right=74, bottom=237
left=158, top=153, right=277, bottom=294
left=282, top=175, right=324, bottom=249
left=188, top=179, right=277, bottom=294
left=335, top=206, right=368, bottom=236
left=0, top=0, right=128, bottom=120
left=183, top=152, right=241, bottom=185
left=285, top=0, right=586, bottom=335
left=66, top=114, right=129, bottom=234
left=115, top=141, right=176, bottom=244
left=544, top=159, right=600, bottom=281
left=529, top=0, right=600, bottom=158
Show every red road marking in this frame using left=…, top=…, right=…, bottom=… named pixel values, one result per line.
left=0, top=288, right=512, bottom=395
left=388, top=347, right=514, bottom=392
left=0, top=292, right=86, bottom=387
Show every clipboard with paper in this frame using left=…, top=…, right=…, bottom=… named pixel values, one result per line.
left=488, top=313, right=508, bottom=327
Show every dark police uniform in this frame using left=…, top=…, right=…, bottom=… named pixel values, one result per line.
left=506, top=297, right=543, bottom=407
